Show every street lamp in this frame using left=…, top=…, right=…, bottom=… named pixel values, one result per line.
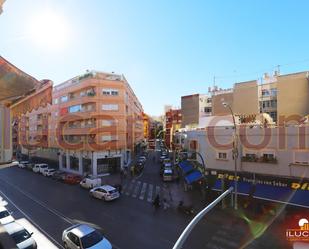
left=222, top=101, right=238, bottom=210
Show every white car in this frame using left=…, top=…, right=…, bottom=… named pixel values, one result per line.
left=42, top=168, right=56, bottom=177
left=32, top=163, right=48, bottom=173
left=80, top=177, right=102, bottom=189
left=62, top=224, right=112, bottom=249
left=0, top=206, right=14, bottom=225
left=18, top=161, right=29, bottom=169
left=89, top=185, right=120, bottom=201
left=3, top=222, right=37, bottom=249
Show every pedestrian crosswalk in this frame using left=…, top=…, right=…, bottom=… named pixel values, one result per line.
left=122, top=179, right=163, bottom=203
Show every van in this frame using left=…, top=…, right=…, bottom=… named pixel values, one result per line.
left=80, top=177, right=102, bottom=189
left=32, top=163, right=48, bottom=173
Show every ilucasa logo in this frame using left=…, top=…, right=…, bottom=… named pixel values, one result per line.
left=286, top=218, right=309, bottom=241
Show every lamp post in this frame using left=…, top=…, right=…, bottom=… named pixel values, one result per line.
left=222, top=101, right=238, bottom=210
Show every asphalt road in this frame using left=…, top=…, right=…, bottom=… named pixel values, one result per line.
left=0, top=151, right=298, bottom=249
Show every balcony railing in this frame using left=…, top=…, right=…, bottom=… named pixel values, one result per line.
left=241, top=156, right=278, bottom=164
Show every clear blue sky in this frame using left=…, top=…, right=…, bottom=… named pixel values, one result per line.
left=1, top=0, right=309, bottom=116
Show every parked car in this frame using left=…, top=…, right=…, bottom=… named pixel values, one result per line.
left=3, top=222, right=37, bottom=249
left=139, top=156, right=146, bottom=162
left=62, top=224, right=112, bottom=249
left=0, top=206, right=14, bottom=225
left=63, top=174, right=82, bottom=185
left=42, top=168, right=56, bottom=177
left=159, top=155, right=167, bottom=163
left=52, top=171, right=66, bottom=181
left=80, top=177, right=102, bottom=189
left=32, top=163, right=48, bottom=173
left=18, top=161, right=29, bottom=169
left=163, top=169, right=173, bottom=182
left=26, top=163, right=35, bottom=171
left=89, top=185, right=120, bottom=201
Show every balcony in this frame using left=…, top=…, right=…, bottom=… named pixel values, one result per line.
left=241, top=156, right=278, bottom=164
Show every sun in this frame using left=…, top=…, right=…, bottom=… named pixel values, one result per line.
left=28, top=10, right=70, bottom=50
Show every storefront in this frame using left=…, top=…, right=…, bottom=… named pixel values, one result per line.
left=209, top=170, right=309, bottom=208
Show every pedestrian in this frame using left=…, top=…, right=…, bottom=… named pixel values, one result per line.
left=118, top=184, right=122, bottom=194
left=163, top=198, right=169, bottom=210
left=153, top=194, right=160, bottom=210
left=120, top=169, right=124, bottom=180
left=130, top=166, right=135, bottom=177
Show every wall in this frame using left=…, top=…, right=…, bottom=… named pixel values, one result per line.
left=212, top=92, right=234, bottom=116
left=233, top=80, right=259, bottom=115
left=180, top=125, right=309, bottom=179
left=181, top=94, right=199, bottom=127
left=0, top=104, right=12, bottom=163
left=277, top=72, right=309, bottom=120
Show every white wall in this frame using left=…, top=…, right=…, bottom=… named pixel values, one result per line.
left=180, top=125, right=309, bottom=179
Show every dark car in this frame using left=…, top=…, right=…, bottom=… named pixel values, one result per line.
left=52, top=171, right=66, bottom=181
left=26, top=163, right=35, bottom=171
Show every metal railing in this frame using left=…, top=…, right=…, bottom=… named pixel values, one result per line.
left=172, top=187, right=234, bottom=249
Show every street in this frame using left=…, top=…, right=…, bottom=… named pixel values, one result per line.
left=0, top=152, right=295, bottom=249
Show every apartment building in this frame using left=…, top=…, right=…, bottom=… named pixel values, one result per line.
left=165, top=109, right=182, bottom=149
left=0, top=0, right=5, bottom=14
left=19, top=71, right=144, bottom=176
left=0, top=104, right=11, bottom=163
left=181, top=94, right=212, bottom=128
left=209, top=71, right=309, bottom=124
left=174, top=124, right=309, bottom=207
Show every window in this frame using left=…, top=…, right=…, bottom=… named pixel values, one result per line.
left=294, top=151, right=309, bottom=165
left=270, top=99, right=277, bottom=108
left=60, top=95, right=68, bottom=103
left=53, top=98, right=58, bottom=104
left=263, top=153, right=275, bottom=160
left=102, top=89, right=119, bottom=96
left=81, top=231, right=103, bottom=248
left=261, top=89, right=270, bottom=96
left=217, top=152, right=227, bottom=160
left=270, top=88, right=277, bottom=96
left=69, top=105, right=81, bottom=113
left=102, top=104, right=118, bottom=111
left=67, top=232, right=80, bottom=246
left=268, top=111, right=277, bottom=122
left=204, top=107, right=212, bottom=113
left=207, top=98, right=212, bottom=103
left=101, top=120, right=117, bottom=126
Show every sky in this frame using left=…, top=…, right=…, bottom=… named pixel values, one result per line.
left=1, top=0, right=309, bottom=116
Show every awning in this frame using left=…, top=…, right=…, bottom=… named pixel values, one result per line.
left=185, top=170, right=203, bottom=184
left=212, top=179, right=309, bottom=208
left=178, top=161, right=194, bottom=174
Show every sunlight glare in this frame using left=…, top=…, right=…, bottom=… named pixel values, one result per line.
left=28, top=10, right=70, bottom=50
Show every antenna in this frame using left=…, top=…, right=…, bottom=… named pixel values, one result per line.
left=277, top=65, right=281, bottom=75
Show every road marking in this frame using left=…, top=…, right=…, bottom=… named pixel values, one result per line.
left=0, top=177, right=73, bottom=225
left=125, top=181, right=135, bottom=196
left=132, top=181, right=141, bottom=198
left=147, top=184, right=153, bottom=202
left=139, top=183, right=147, bottom=200
left=0, top=190, right=64, bottom=249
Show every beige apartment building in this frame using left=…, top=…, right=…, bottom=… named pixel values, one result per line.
left=181, top=94, right=212, bottom=128
left=210, top=71, right=309, bottom=123
left=19, top=71, right=144, bottom=176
